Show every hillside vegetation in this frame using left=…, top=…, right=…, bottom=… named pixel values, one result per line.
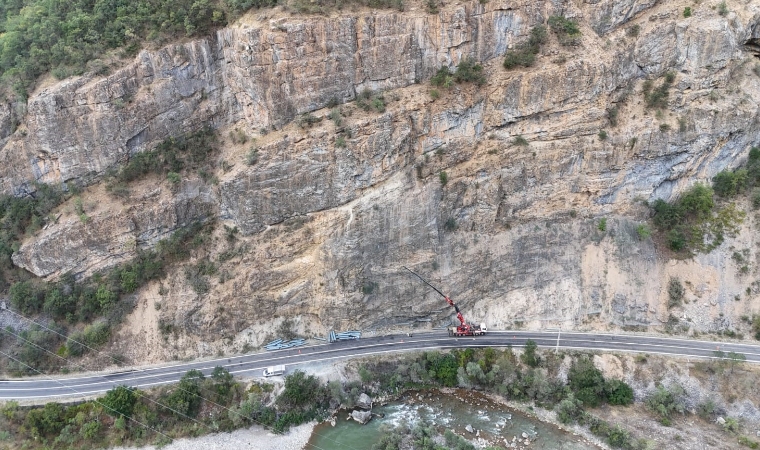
left=0, top=0, right=405, bottom=98
left=0, top=0, right=247, bottom=98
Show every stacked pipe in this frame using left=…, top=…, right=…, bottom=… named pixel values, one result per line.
left=328, top=330, right=362, bottom=343
left=265, top=338, right=306, bottom=351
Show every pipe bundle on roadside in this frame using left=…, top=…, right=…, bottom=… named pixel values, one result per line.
left=264, top=338, right=306, bottom=351
left=328, top=330, right=361, bottom=343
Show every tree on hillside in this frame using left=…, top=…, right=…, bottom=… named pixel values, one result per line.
left=521, top=340, right=540, bottom=367
left=100, top=385, right=138, bottom=418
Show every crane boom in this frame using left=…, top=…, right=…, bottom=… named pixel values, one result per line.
left=402, top=266, right=468, bottom=329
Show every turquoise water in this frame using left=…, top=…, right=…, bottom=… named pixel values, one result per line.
left=307, top=389, right=597, bottom=449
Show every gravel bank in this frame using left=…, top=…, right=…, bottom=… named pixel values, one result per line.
left=112, top=422, right=315, bottom=450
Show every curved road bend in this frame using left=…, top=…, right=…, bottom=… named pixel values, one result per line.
left=2, top=330, right=760, bottom=401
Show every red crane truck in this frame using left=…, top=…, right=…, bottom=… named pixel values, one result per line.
left=403, top=266, right=487, bottom=337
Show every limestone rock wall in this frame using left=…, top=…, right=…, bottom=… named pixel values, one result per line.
left=3, top=0, right=760, bottom=357
left=0, top=2, right=539, bottom=194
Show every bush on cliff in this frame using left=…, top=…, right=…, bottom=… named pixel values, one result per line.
left=548, top=15, right=581, bottom=46
left=503, top=25, right=547, bottom=70
left=650, top=182, right=744, bottom=253
left=432, top=58, right=486, bottom=87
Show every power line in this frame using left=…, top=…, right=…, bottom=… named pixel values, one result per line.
left=1, top=324, right=339, bottom=450
left=0, top=348, right=174, bottom=443
left=1, top=309, right=355, bottom=450
left=1, top=327, right=220, bottom=437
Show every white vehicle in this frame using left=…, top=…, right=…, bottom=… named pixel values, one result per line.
left=263, top=365, right=286, bottom=377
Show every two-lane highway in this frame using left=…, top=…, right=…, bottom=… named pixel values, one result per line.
left=3, top=330, right=760, bottom=401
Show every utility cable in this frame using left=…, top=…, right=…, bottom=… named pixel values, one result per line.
left=0, top=348, right=174, bottom=443
left=1, top=327, right=224, bottom=437
left=1, top=325, right=340, bottom=450
left=0, top=309, right=358, bottom=450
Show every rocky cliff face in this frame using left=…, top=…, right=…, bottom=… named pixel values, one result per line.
left=3, top=0, right=760, bottom=361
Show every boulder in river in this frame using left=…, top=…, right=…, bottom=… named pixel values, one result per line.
left=465, top=424, right=474, bottom=433
left=356, top=393, right=373, bottom=409
left=350, top=410, right=372, bottom=424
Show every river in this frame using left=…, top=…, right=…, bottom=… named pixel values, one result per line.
left=307, top=389, right=598, bottom=449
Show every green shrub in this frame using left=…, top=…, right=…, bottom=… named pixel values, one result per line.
left=430, top=66, right=453, bottom=87
left=650, top=182, right=730, bottom=252
left=679, top=183, right=714, bottom=220
left=643, top=73, right=675, bottom=109
left=24, top=403, right=66, bottom=438
left=606, top=425, right=633, bottom=448
left=356, top=90, right=386, bottom=112
left=568, top=359, right=606, bottom=407
left=453, top=58, right=486, bottom=86
left=697, top=399, right=718, bottom=420
left=229, top=128, right=248, bottom=145
left=245, top=147, right=259, bottom=165
left=79, top=420, right=100, bottom=439
left=167, top=171, right=181, bottom=185
left=513, top=135, right=529, bottom=146
left=371, top=97, right=386, bottom=112
left=503, top=25, right=546, bottom=69
left=277, top=370, right=329, bottom=410
left=718, top=1, right=728, bottom=16
left=439, top=171, right=448, bottom=185
left=607, top=107, right=619, bottom=127
left=668, top=278, right=684, bottom=308
left=9, top=281, right=44, bottom=315
left=164, top=370, right=205, bottom=418
left=752, top=188, right=760, bottom=209
left=67, top=322, right=111, bottom=356
left=528, top=25, right=548, bottom=47
left=548, top=15, right=582, bottom=46
left=724, top=416, right=740, bottom=433
left=739, top=436, right=760, bottom=449
left=604, top=379, right=634, bottom=405
left=627, top=24, right=641, bottom=38
left=521, top=339, right=539, bottom=367
left=503, top=49, right=536, bottom=69
left=111, top=128, right=216, bottom=187
left=645, top=384, right=686, bottom=425
left=428, top=353, right=459, bottom=386
left=713, top=169, right=748, bottom=197
left=598, top=218, right=607, bottom=232
left=328, top=108, right=342, bottom=126
left=683, top=7, right=692, bottom=17
left=556, top=394, right=584, bottom=424
left=297, top=113, right=322, bottom=128
left=211, top=366, right=236, bottom=401
left=100, top=386, right=138, bottom=418
left=636, top=224, right=651, bottom=240
left=432, top=58, right=485, bottom=86
left=42, top=289, right=76, bottom=319
left=598, top=130, right=608, bottom=141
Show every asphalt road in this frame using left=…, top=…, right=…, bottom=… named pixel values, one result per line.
left=3, top=330, right=760, bottom=401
